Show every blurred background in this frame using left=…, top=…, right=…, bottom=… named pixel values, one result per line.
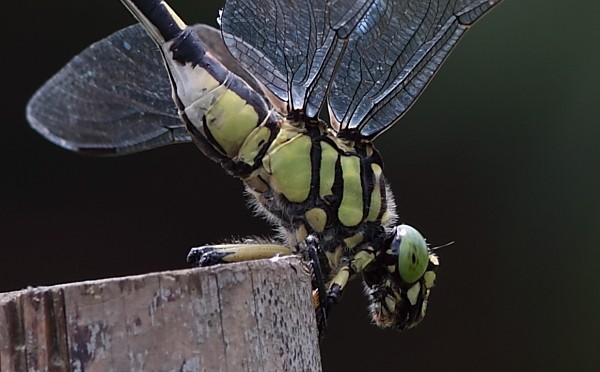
left=2, top=0, right=599, bottom=370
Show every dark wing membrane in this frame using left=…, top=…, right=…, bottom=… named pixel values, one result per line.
left=329, top=0, right=501, bottom=139
left=221, top=0, right=377, bottom=118
left=26, top=24, right=191, bottom=155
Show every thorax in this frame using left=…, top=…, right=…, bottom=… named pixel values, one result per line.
left=238, top=117, right=397, bottom=263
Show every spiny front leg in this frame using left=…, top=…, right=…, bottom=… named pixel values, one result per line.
left=301, top=235, right=330, bottom=337
left=187, top=243, right=294, bottom=267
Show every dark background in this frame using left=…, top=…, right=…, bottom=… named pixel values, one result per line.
left=3, top=1, right=599, bottom=370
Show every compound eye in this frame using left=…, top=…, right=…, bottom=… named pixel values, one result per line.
left=395, top=224, right=429, bottom=284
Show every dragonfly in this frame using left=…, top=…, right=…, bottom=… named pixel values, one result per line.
left=27, top=0, right=502, bottom=335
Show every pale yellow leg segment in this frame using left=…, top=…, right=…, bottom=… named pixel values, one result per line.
left=317, top=248, right=377, bottom=308
left=187, top=243, right=293, bottom=267
left=350, top=248, right=376, bottom=274
left=216, top=244, right=293, bottom=263
left=312, top=265, right=350, bottom=310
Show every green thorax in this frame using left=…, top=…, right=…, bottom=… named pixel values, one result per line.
left=235, top=116, right=397, bottom=260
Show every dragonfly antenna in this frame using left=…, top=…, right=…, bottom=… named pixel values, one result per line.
left=430, top=241, right=455, bottom=252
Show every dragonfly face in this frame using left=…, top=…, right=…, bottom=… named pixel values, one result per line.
left=26, top=0, right=502, bottom=335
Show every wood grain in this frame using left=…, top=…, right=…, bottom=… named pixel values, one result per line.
left=0, top=257, right=321, bottom=371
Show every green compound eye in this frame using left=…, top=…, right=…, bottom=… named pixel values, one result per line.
left=393, top=224, right=429, bottom=284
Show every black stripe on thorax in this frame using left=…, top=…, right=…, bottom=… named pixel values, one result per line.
left=315, top=135, right=345, bottom=227
left=361, top=156, right=375, bottom=222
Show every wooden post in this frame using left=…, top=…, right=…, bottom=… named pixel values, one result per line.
left=0, top=257, right=322, bottom=371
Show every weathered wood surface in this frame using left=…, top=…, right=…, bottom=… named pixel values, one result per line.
left=0, top=257, right=321, bottom=371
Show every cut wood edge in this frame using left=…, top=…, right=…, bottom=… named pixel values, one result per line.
left=0, top=257, right=321, bottom=371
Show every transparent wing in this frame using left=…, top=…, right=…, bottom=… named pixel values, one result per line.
left=221, top=0, right=377, bottom=118
left=220, top=0, right=500, bottom=139
left=329, top=0, right=501, bottom=138
left=26, top=24, right=191, bottom=155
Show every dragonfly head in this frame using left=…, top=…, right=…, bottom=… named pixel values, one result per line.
left=363, top=224, right=439, bottom=330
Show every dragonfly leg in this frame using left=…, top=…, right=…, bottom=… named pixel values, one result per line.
left=310, top=243, right=378, bottom=337
left=302, top=235, right=330, bottom=337
left=187, top=243, right=294, bottom=267
left=310, top=262, right=351, bottom=339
